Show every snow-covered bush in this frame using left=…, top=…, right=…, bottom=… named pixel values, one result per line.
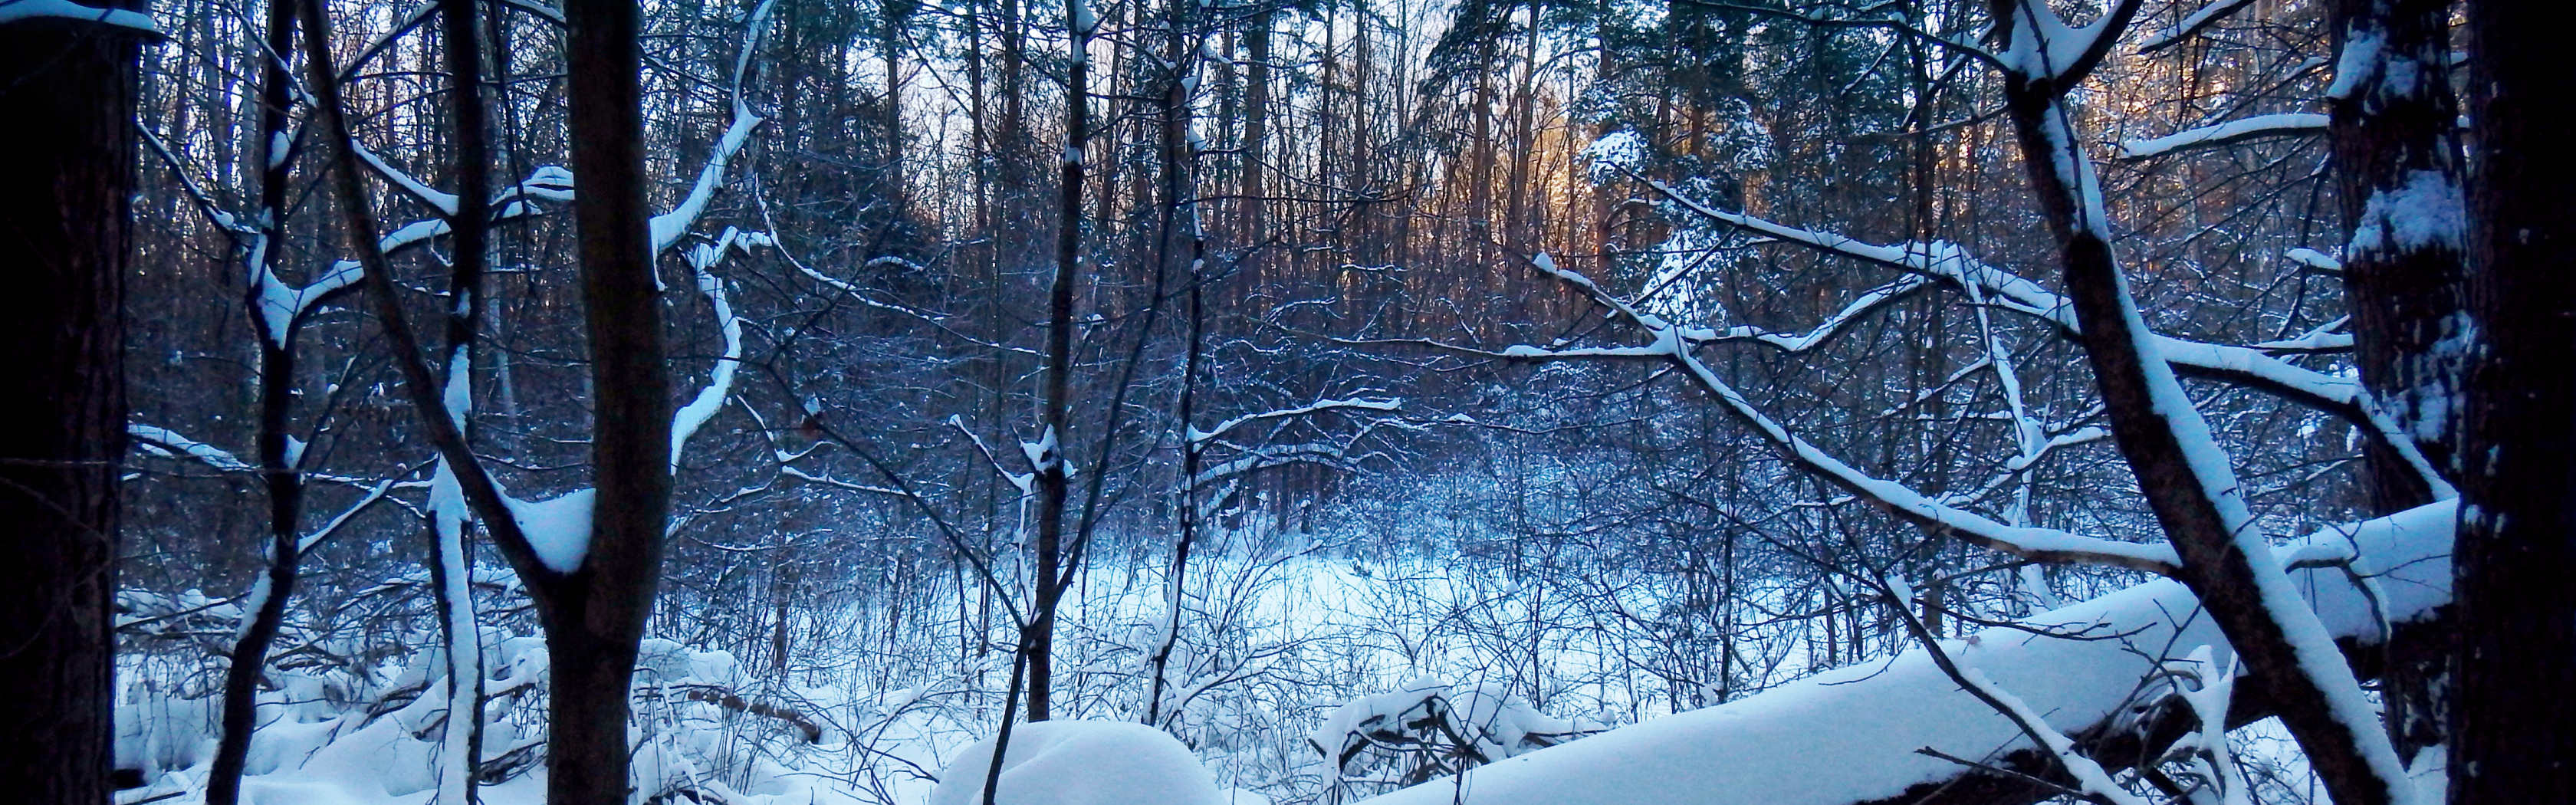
left=1308, top=677, right=1600, bottom=802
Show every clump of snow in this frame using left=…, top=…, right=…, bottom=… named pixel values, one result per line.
left=931, top=721, right=1226, bottom=805
left=2327, top=26, right=2384, bottom=99
left=1582, top=131, right=1647, bottom=182
left=508, top=488, right=596, bottom=573
left=2348, top=169, right=2466, bottom=255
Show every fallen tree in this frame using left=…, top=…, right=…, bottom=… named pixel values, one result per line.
left=1355, top=501, right=2450, bottom=805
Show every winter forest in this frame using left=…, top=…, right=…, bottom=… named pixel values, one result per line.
left=2, top=0, right=2571, bottom=803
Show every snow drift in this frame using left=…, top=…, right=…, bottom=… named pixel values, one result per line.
left=931, top=720, right=1227, bottom=805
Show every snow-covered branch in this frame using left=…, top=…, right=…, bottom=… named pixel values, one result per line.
left=1638, top=173, right=2443, bottom=497
left=2134, top=0, right=2257, bottom=54
left=670, top=227, right=764, bottom=471
left=1188, top=397, right=1402, bottom=445
left=2116, top=113, right=2328, bottom=159
left=1498, top=254, right=2181, bottom=575
left=128, top=424, right=254, bottom=472
left=1356, top=501, right=2456, bottom=805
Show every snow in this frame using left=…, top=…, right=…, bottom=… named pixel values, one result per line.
left=1021, top=426, right=1060, bottom=473
left=2327, top=26, right=2384, bottom=100
left=1189, top=398, right=1402, bottom=445
left=2136, top=0, right=2256, bottom=53
left=2348, top=169, right=2466, bottom=255
left=1352, top=501, right=2455, bottom=805
left=1312, top=678, right=1595, bottom=772
left=1996, top=0, right=2108, bottom=80
left=352, top=143, right=459, bottom=216
left=2117, top=113, right=2329, bottom=159
left=671, top=229, right=753, bottom=471
left=930, top=721, right=1225, bottom=805
left=1582, top=131, right=1648, bottom=179
left=650, top=110, right=764, bottom=253
left=128, top=424, right=251, bottom=472
left=0, top=0, right=159, bottom=33
left=507, top=488, right=597, bottom=574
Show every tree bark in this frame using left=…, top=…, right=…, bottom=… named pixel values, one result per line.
left=2327, top=0, right=2463, bottom=517
left=1027, top=0, right=1092, bottom=724
left=205, top=2, right=312, bottom=801
left=556, top=1, right=675, bottom=803
left=2324, top=0, right=2463, bottom=767
left=2450, top=0, right=2576, bottom=800
left=0, top=9, right=136, bottom=804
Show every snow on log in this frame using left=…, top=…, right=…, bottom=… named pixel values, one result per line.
left=931, top=721, right=1227, bottom=805
left=1355, top=501, right=2453, bottom=805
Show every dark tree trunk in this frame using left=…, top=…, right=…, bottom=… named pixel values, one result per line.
left=2328, top=0, right=2463, bottom=517
left=1238, top=8, right=1270, bottom=264
left=300, top=0, right=672, bottom=801
left=206, top=3, right=310, bottom=802
left=430, top=0, right=495, bottom=798
left=2450, top=0, right=2576, bottom=800
left=0, top=10, right=136, bottom=805
left=556, top=1, right=675, bottom=803
left=1987, top=4, right=2400, bottom=804
left=2324, top=0, right=2463, bottom=768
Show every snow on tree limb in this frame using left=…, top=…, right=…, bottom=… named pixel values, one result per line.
left=128, top=424, right=253, bottom=472
left=2134, top=0, right=2258, bottom=54
left=0, top=0, right=159, bottom=33
left=669, top=227, right=761, bottom=471
left=1188, top=397, right=1402, bottom=445
left=2116, top=113, right=2328, bottom=159
left=1635, top=174, right=2450, bottom=500
left=1497, top=254, right=2182, bottom=575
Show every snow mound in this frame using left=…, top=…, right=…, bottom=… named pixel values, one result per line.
left=931, top=720, right=1226, bottom=805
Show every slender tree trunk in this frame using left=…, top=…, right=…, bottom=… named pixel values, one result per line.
left=205, top=2, right=309, bottom=801
left=554, top=1, right=675, bottom=803
left=1239, top=8, right=1270, bottom=265
left=882, top=0, right=908, bottom=211
left=1502, top=1, right=1539, bottom=250
left=1027, top=0, right=1094, bottom=723
left=2451, top=0, right=2576, bottom=800
left=0, top=9, right=135, bottom=804
left=1145, top=0, right=1204, bottom=725
left=431, top=0, right=495, bottom=799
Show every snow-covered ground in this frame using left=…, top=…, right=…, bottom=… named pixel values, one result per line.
left=113, top=494, right=2445, bottom=805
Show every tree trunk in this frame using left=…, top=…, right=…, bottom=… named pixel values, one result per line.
left=1988, top=4, right=2408, bottom=803
left=1027, top=0, right=1093, bottom=723
left=2450, top=0, right=2576, bottom=800
left=2325, top=0, right=2463, bottom=768
left=206, top=2, right=311, bottom=800
left=2328, top=0, right=2463, bottom=517
left=0, top=9, right=136, bottom=804
left=557, top=1, right=675, bottom=803
left=431, top=0, right=495, bottom=799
